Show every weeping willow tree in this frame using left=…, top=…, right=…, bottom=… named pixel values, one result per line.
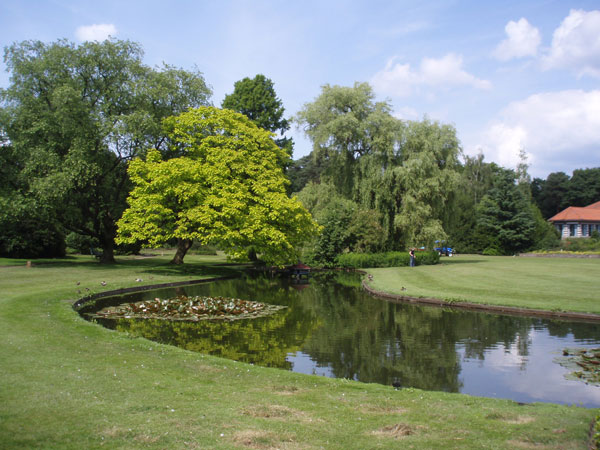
left=295, top=82, right=461, bottom=252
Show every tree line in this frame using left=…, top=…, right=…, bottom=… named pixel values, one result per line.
left=1, top=39, right=598, bottom=265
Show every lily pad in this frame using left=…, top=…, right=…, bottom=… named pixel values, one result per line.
left=87, top=295, right=286, bottom=322
left=554, top=347, right=600, bottom=386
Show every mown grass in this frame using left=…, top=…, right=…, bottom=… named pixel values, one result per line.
left=1, top=253, right=597, bottom=449
left=366, top=254, right=600, bottom=314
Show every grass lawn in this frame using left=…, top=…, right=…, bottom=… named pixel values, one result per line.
left=1, top=253, right=598, bottom=449
left=366, top=254, right=600, bottom=315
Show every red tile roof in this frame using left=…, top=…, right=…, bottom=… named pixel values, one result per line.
left=587, top=201, right=600, bottom=210
left=549, top=201, right=600, bottom=222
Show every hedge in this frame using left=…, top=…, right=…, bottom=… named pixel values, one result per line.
left=336, top=250, right=440, bottom=269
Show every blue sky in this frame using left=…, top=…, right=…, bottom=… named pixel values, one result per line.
left=1, top=0, right=599, bottom=178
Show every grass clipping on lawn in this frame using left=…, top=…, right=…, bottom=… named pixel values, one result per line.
left=88, top=295, right=286, bottom=322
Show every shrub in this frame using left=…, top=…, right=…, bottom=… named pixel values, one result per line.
left=336, top=251, right=439, bottom=269
left=189, top=241, right=218, bottom=255
left=482, top=247, right=502, bottom=256
left=65, top=233, right=99, bottom=254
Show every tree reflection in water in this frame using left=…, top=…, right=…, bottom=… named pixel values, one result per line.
left=89, top=271, right=600, bottom=402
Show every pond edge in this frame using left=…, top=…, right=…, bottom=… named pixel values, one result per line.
left=72, top=276, right=234, bottom=311
left=362, top=279, right=600, bottom=323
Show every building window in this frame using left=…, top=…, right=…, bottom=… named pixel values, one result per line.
left=583, top=224, right=589, bottom=236
left=570, top=224, right=575, bottom=236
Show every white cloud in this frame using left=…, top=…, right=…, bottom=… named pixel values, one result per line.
left=474, top=90, right=600, bottom=176
left=542, top=9, right=600, bottom=77
left=393, top=106, right=420, bottom=121
left=371, top=53, right=491, bottom=97
left=493, top=18, right=541, bottom=61
left=75, top=24, right=117, bottom=42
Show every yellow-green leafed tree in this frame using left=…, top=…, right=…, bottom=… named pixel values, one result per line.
left=116, top=107, right=320, bottom=265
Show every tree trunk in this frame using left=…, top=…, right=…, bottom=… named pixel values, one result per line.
left=99, top=214, right=117, bottom=263
left=99, top=244, right=116, bottom=264
left=170, top=238, right=192, bottom=264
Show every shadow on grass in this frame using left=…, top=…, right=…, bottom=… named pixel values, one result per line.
left=2, top=255, right=249, bottom=278
left=436, top=256, right=487, bottom=265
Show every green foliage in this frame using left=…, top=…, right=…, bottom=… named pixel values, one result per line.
left=189, top=241, right=218, bottom=255
left=532, top=168, right=600, bottom=219
left=445, top=154, right=502, bottom=252
left=297, top=182, right=384, bottom=266
left=295, top=82, right=403, bottom=197
left=222, top=74, right=292, bottom=161
left=286, top=153, right=324, bottom=193
left=65, top=232, right=99, bottom=254
left=0, top=39, right=211, bottom=262
left=336, top=250, right=439, bottom=268
left=531, top=171, right=570, bottom=218
left=474, top=169, right=536, bottom=255
left=296, top=83, right=460, bottom=251
left=0, top=195, right=65, bottom=258
left=555, top=237, right=600, bottom=252
left=117, top=107, right=320, bottom=266
left=530, top=203, right=560, bottom=250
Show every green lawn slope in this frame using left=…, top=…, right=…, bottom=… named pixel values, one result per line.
left=0, top=253, right=597, bottom=449
left=366, top=254, right=600, bottom=315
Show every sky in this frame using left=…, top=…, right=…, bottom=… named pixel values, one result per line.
left=1, top=0, right=599, bottom=179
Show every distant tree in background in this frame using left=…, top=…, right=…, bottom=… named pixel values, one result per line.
left=0, top=39, right=211, bottom=261
left=474, top=169, right=536, bottom=255
left=445, top=153, right=501, bottom=253
left=568, top=168, right=600, bottom=207
left=531, top=168, right=600, bottom=219
left=295, top=82, right=402, bottom=198
left=295, top=82, right=460, bottom=251
left=222, top=74, right=293, bottom=163
left=531, top=172, right=570, bottom=219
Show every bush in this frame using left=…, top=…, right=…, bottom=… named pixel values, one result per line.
left=65, top=233, right=99, bottom=254
left=482, top=247, right=502, bottom=256
left=336, top=251, right=439, bottom=269
left=555, top=237, right=600, bottom=253
left=189, top=241, right=218, bottom=255
left=0, top=206, right=66, bottom=258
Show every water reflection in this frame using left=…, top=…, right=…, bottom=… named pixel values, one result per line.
left=84, top=271, right=600, bottom=406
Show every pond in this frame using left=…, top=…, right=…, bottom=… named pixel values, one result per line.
left=79, top=271, right=600, bottom=407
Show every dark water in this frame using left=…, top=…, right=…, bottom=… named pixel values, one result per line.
left=82, top=271, right=600, bottom=407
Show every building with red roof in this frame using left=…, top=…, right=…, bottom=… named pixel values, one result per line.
left=548, top=201, right=600, bottom=238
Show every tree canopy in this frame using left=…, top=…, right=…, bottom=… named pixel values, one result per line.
left=295, top=82, right=460, bottom=257
left=0, top=39, right=211, bottom=261
left=222, top=74, right=293, bottom=160
left=116, top=107, right=320, bottom=265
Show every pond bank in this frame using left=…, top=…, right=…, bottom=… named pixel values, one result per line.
left=362, top=279, right=600, bottom=323
left=364, top=255, right=600, bottom=316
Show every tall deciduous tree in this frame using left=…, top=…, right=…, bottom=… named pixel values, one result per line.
left=0, top=39, right=211, bottom=262
left=296, top=83, right=460, bottom=250
left=222, top=74, right=293, bottom=161
left=116, top=107, right=319, bottom=265
left=295, top=82, right=403, bottom=197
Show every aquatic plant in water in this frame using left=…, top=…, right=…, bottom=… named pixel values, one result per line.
left=554, top=348, right=600, bottom=386
left=88, top=295, right=286, bottom=321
